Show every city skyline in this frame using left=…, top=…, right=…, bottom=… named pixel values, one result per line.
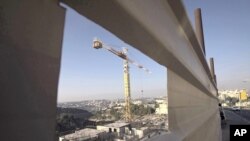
left=58, top=1, right=250, bottom=102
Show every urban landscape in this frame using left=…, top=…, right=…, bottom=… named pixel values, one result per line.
left=57, top=89, right=250, bottom=141
left=57, top=96, right=168, bottom=141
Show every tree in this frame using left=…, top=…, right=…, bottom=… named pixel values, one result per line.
left=131, top=104, right=155, bottom=116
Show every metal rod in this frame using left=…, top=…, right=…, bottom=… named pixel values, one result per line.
left=195, top=8, right=206, bottom=56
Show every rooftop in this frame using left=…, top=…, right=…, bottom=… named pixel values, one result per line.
left=61, top=128, right=105, bottom=140
left=104, top=122, right=130, bottom=128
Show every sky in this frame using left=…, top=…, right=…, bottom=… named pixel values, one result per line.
left=57, top=1, right=250, bottom=102
left=182, top=0, right=250, bottom=90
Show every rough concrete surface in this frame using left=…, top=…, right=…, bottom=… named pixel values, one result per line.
left=0, top=0, right=65, bottom=141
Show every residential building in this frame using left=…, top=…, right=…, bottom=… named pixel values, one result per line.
left=156, top=103, right=168, bottom=115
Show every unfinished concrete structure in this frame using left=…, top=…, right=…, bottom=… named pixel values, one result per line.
left=97, top=122, right=130, bottom=135
left=59, top=128, right=106, bottom=141
left=0, top=0, right=221, bottom=141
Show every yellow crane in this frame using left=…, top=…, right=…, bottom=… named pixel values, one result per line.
left=93, top=38, right=150, bottom=122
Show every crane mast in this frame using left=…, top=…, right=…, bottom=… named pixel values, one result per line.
left=122, top=48, right=132, bottom=121
left=93, top=38, right=150, bottom=122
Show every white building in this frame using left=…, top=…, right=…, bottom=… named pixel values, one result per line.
left=133, top=100, right=143, bottom=105
left=156, top=103, right=168, bottom=115
left=155, top=98, right=168, bottom=115
left=155, top=99, right=165, bottom=104
left=218, top=90, right=240, bottom=100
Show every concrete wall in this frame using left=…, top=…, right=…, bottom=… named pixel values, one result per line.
left=134, top=128, right=148, bottom=138
left=0, top=0, right=65, bottom=141
left=168, top=70, right=221, bottom=141
left=97, top=125, right=124, bottom=134
left=97, top=125, right=109, bottom=132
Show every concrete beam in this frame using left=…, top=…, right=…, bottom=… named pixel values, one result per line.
left=210, top=58, right=217, bottom=86
left=195, top=8, right=206, bottom=55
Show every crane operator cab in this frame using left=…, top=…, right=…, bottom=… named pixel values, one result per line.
left=93, top=38, right=102, bottom=49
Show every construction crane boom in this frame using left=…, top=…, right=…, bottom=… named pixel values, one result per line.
left=93, top=38, right=150, bottom=122
left=93, top=38, right=151, bottom=73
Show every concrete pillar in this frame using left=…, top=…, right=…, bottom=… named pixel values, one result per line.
left=209, top=58, right=217, bottom=85
left=0, top=0, right=65, bottom=141
left=195, top=8, right=206, bottom=56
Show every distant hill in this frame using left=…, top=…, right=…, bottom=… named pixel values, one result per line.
left=57, top=107, right=93, bottom=119
left=56, top=107, right=93, bottom=135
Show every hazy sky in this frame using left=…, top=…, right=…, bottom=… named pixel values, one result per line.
left=57, top=1, right=250, bottom=102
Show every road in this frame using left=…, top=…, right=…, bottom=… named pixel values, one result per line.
left=222, top=109, right=250, bottom=141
